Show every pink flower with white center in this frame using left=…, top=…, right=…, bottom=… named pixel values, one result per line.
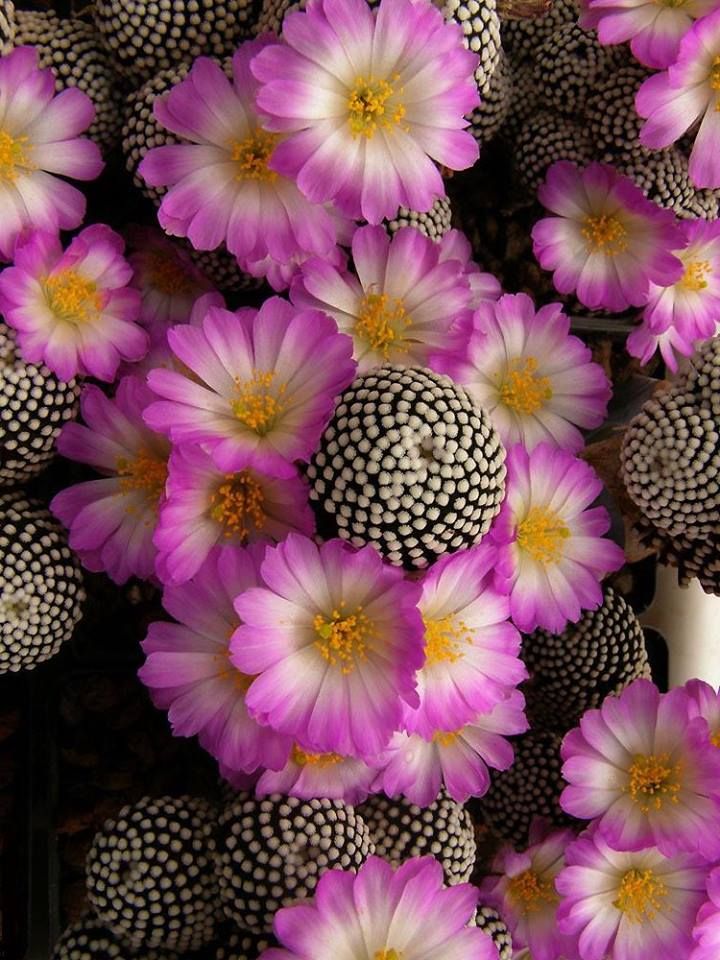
left=261, top=855, right=496, bottom=960
left=692, top=866, right=720, bottom=960
left=50, top=377, right=169, bottom=585
left=0, top=46, right=103, bottom=261
left=686, top=679, right=720, bottom=747
left=143, top=297, right=356, bottom=479
left=291, top=225, right=472, bottom=372
left=256, top=744, right=380, bottom=804
left=637, top=9, right=720, bottom=189
left=437, top=229, right=502, bottom=308
left=628, top=219, right=720, bottom=371
left=532, top=161, right=684, bottom=313
left=479, top=824, right=580, bottom=960
left=376, top=692, right=528, bottom=805
left=139, top=545, right=292, bottom=774
left=560, top=679, right=720, bottom=858
left=154, top=443, right=315, bottom=586
left=489, top=444, right=625, bottom=634
left=138, top=40, right=338, bottom=263
left=579, top=0, right=717, bottom=69
left=432, top=293, right=611, bottom=453
left=230, top=534, right=424, bottom=758
left=250, top=0, right=480, bottom=224
left=556, top=829, right=708, bottom=960
left=0, top=226, right=147, bottom=382
left=127, top=227, right=214, bottom=342
left=408, top=544, right=526, bottom=739
left=626, top=313, right=698, bottom=373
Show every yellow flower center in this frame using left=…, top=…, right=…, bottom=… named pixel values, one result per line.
left=215, top=648, right=255, bottom=692
left=432, top=729, right=461, bottom=747
left=423, top=615, right=472, bottom=665
left=230, top=130, right=279, bottom=181
left=581, top=215, right=628, bottom=256
left=116, top=450, right=168, bottom=510
left=626, top=753, right=682, bottom=813
left=313, top=601, right=373, bottom=674
left=231, top=370, right=286, bottom=434
left=680, top=259, right=711, bottom=291
left=291, top=745, right=344, bottom=767
left=711, top=730, right=720, bottom=748
left=209, top=472, right=266, bottom=541
left=710, top=56, right=720, bottom=92
left=375, top=951, right=403, bottom=960
left=146, top=251, right=197, bottom=296
left=0, top=129, right=32, bottom=183
left=516, top=507, right=570, bottom=564
left=355, top=292, right=409, bottom=359
left=46, top=270, right=103, bottom=324
left=347, top=75, right=405, bottom=139
left=507, top=869, right=559, bottom=915
left=613, top=868, right=667, bottom=924
left=499, top=357, right=553, bottom=415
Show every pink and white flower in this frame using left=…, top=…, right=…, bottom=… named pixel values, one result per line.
left=154, top=443, right=315, bottom=586
left=408, top=544, right=526, bottom=739
left=250, top=0, right=480, bottom=224
left=637, top=8, right=720, bottom=189
left=126, top=227, right=214, bottom=342
left=139, top=39, right=338, bottom=263
left=628, top=219, right=720, bottom=371
left=626, top=314, right=697, bottom=373
left=432, top=293, right=611, bottom=452
left=0, top=226, right=147, bottom=382
left=480, top=823, right=580, bottom=960
left=143, top=297, right=356, bottom=479
left=231, top=534, right=424, bottom=758
left=291, top=225, right=472, bottom=371
left=532, top=161, right=683, bottom=313
left=261, top=855, right=496, bottom=960
left=377, top=692, right=528, bottom=805
left=139, top=545, right=292, bottom=774
left=437, top=229, right=502, bottom=308
left=692, top=866, right=720, bottom=960
left=686, top=678, right=720, bottom=747
left=490, top=443, right=625, bottom=634
left=51, top=377, right=169, bottom=584
left=579, top=0, right=717, bottom=69
left=256, top=745, right=380, bottom=804
left=560, top=679, right=720, bottom=858
left=557, top=828, right=709, bottom=960
left=0, top=46, right=103, bottom=261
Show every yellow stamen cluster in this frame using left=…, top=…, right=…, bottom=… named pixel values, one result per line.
left=291, top=745, right=344, bottom=767
left=347, top=76, right=405, bottom=139
left=613, top=868, right=668, bottom=924
left=581, top=214, right=628, bottom=256
left=374, top=951, right=403, bottom=960
left=209, top=472, right=266, bottom=541
left=507, top=869, right=559, bottom=915
left=711, top=730, right=720, bottom=749
left=313, top=601, right=373, bottom=674
left=355, top=292, right=409, bottom=359
left=46, top=270, right=103, bottom=324
left=231, top=370, right=286, bottom=434
left=146, top=251, right=197, bottom=296
left=626, top=753, right=682, bottom=813
left=516, top=507, right=570, bottom=565
left=423, top=615, right=473, bottom=665
left=711, top=55, right=720, bottom=92
left=117, top=450, right=168, bottom=512
left=214, top=649, right=255, bottom=692
left=499, top=357, right=553, bottom=415
left=680, top=259, right=711, bottom=292
left=230, top=130, right=279, bottom=181
left=432, top=729, right=460, bottom=747
left=0, top=130, right=32, bottom=183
